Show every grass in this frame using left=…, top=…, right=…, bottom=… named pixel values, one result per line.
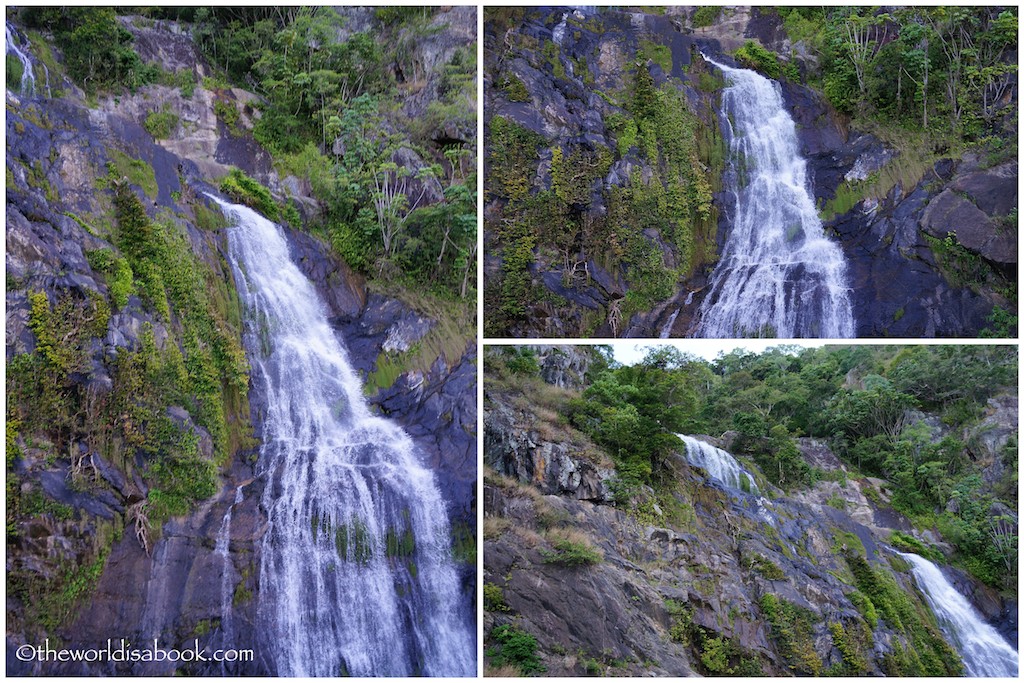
left=363, top=281, right=475, bottom=397
left=107, top=148, right=158, bottom=199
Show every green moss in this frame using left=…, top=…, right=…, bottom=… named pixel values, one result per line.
left=500, top=74, right=530, bottom=102
left=846, top=554, right=963, bottom=676
left=144, top=108, right=179, bottom=139
left=640, top=40, right=673, bottom=73
left=107, top=148, right=158, bottom=199
left=759, top=593, right=823, bottom=675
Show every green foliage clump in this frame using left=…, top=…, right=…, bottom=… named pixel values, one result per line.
left=7, top=53, right=25, bottom=91
left=568, top=347, right=708, bottom=490
left=759, top=593, right=823, bottom=675
left=219, top=168, right=279, bottom=221
left=640, top=40, right=673, bottom=73
left=484, top=583, right=510, bottom=612
left=828, top=620, right=872, bottom=674
left=500, top=74, right=530, bottom=102
left=107, top=149, right=158, bottom=199
left=144, top=108, right=179, bottom=139
left=692, top=6, right=722, bottom=28
left=23, top=7, right=157, bottom=93
left=848, top=590, right=879, bottom=629
left=734, top=40, right=781, bottom=79
left=504, top=347, right=541, bottom=376
left=487, top=624, right=545, bottom=675
left=540, top=537, right=602, bottom=566
left=845, top=554, right=963, bottom=676
left=86, top=249, right=134, bottom=308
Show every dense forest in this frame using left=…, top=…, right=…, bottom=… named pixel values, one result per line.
left=16, top=6, right=477, bottom=299
left=484, top=343, right=1018, bottom=675
left=483, top=6, right=1017, bottom=337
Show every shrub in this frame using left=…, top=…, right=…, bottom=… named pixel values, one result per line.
left=487, top=624, right=545, bottom=674
left=501, top=74, right=530, bottom=102
left=144, top=109, right=178, bottom=139
left=219, top=168, right=279, bottom=220
left=692, top=6, right=721, bottom=28
left=733, top=40, right=781, bottom=80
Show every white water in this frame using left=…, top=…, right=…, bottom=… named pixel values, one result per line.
left=219, top=198, right=475, bottom=677
left=552, top=13, right=569, bottom=45
left=694, top=55, right=855, bottom=338
left=658, top=309, right=680, bottom=338
left=900, top=552, right=1018, bottom=677
left=6, top=22, right=36, bottom=96
left=678, top=435, right=759, bottom=495
left=216, top=484, right=245, bottom=672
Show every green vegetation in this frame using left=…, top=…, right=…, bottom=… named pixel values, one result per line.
left=22, top=8, right=159, bottom=93
left=484, top=583, right=511, bottom=612
left=500, top=74, right=530, bottom=102
left=540, top=529, right=602, bottom=566
left=692, top=6, right=722, bottom=28
left=219, top=167, right=279, bottom=221
left=733, top=40, right=781, bottom=79
left=846, top=554, right=963, bottom=675
left=759, top=594, right=822, bottom=675
left=487, top=624, right=545, bottom=675
left=107, top=149, right=158, bottom=199
left=485, top=58, right=721, bottom=336
left=143, top=108, right=179, bottom=140
left=777, top=7, right=1017, bottom=147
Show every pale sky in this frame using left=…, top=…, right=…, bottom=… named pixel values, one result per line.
left=611, top=339, right=829, bottom=365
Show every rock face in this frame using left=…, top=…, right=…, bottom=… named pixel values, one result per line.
left=6, top=13, right=475, bottom=675
left=483, top=359, right=1011, bottom=677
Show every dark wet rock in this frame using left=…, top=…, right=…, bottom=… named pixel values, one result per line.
left=921, top=189, right=1016, bottom=265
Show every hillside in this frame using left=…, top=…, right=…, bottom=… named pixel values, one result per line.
left=482, top=7, right=1017, bottom=338
left=483, top=345, right=1018, bottom=676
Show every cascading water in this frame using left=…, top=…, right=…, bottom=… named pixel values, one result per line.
left=216, top=484, right=245, bottom=672
left=658, top=309, right=680, bottom=338
left=6, top=22, right=37, bottom=96
left=219, top=197, right=475, bottom=677
left=678, top=435, right=759, bottom=495
left=900, top=552, right=1018, bottom=677
left=678, top=435, right=775, bottom=525
left=693, top=55, right=855, bottom=338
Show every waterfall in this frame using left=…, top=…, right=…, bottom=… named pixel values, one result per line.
left=658, top=309, right=680, bottom=338
left=6, top=22, right=37, bottom=96
left=552, top=12, right=569, bottom=45
left=219, top=197, right=475, bottom=677
left=216, top=484, right=244, bottom=672
left=900, top=552, right=1018, bottom=677
left=678, top=435, right=759, bottom=495
left=694, top=55, right=855, bottom=338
